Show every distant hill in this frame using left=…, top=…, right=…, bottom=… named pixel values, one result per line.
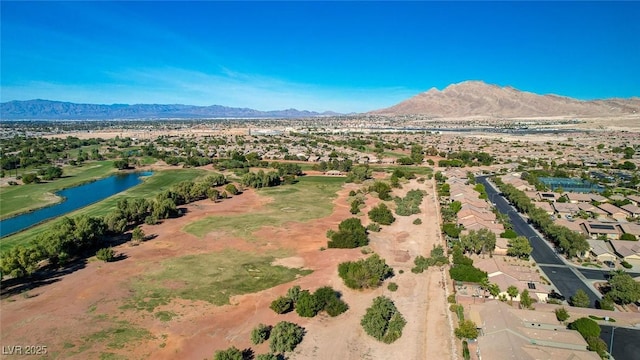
left=0, top=99, right=341, bottom=120
left=371, top=81, right=640, bottom=117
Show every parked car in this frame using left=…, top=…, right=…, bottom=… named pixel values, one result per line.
left=548, top=290, right=565, bottom=301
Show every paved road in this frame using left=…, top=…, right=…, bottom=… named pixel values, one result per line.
left=600, top=325, right=640, bottom=360
left=477, top=176, right=601, bottom=307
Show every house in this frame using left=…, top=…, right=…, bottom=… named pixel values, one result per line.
left=537, top=192, right=558, bottom=202
left=609, top=240, right=640, bottom=267
left=586, top=240, right=618, bottom=263
left=534, top=202, right=554, bottom=215
left=580, top=222, right=620, bottom=240
left=553, top=202, right=580, bottom=217
left=597, top=203, right=631, bottom=222
left=555, top=219, right=586, bottom=234
left=471, top=301, right=600, bottom=360
left=566, top=193, right=594, bottom=203
left=619, top=223, right=640, bottom=238
left=577, top=203, right=608, bottom=219
left=621, top=204, right=640, bottom=217
left=626, top=195, right=640, bottom=206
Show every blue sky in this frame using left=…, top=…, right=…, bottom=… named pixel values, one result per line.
left=1, top=1, right=639, bottom=112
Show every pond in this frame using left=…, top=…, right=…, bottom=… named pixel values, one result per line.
left=0, top=171, right=153, bottom=238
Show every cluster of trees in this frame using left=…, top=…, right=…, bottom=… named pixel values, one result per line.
left=506, top=236, right=533, bottom=259
left=312, top=159, right=353, bottom=173
left=215, top=321, right=304, bottom=359
left=1, top=136, right=105, bottom=172
left=1, top=173, right=232, bottom=278
left=455, top=320, right=479, bottom=340
left=442, top=223, right=463, bottom=238
left=449, top=246, right=488, bottom=283
left=604, top=270, right=640, bottom=305
left=394, top=189, right=424, bottom=216
left=326, top=218, right=369, bottom=249
left=396, top=145, right=424, bottom=165
left=459, top=229, right=496, bottom=256
left=241, top=170, right=282, bottom=188
left=345, top=164, right=372, bottom=183
left=369, top=181, right=392, bottom=201
left=569, top=317, right=608, bottom=358
left=368, top=203, right=395, bottom=225
left=349, top=194, right=365, bottom=214
left=361, top=296, right=406, bottom=344
left=270, top=285, right=348, bottom=318
left=412, top=245, right=449, bottom=273
left=493, top=177, right=590, bottom=258
left=338, top=254, right=393, bottom=290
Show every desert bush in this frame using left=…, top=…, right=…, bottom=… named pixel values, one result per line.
left=295, top=290, right=322, bottom=318
left=361, top=296, right=406, bottom=343
left=555, top=307, right=570, bottom=322
left=368, top=203, right=395, bottom=225
left=327, top=218, right=368, bottom=249
left=251, top=323, right=272, bottom=345
left=269, top=321, right=305, bottom=354
left=270, top=296, right=293, bottom=314
left=338, top=254, right=393, bottom=290
left=569, top=317, right=601, bottom=338
left=96, top=247, right=115, bottom=262
left=387, top=282, right=398, bottom=292
left=413, top=218, right=422, bottom=225
left=213, top=346, right=243, bottom=360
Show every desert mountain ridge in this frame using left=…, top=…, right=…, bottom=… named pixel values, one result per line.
left=0, top=99, right=342, bottom=120
left=371, top=80, right=640, bottom=118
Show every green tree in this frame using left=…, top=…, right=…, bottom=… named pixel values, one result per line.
left=368, top=203, right=395, bottom=225
left=327, top=218, right=369, bottom=249
left=555, top=307, right=570, bottom=322
left=607, top=270, right=640, bottom=304
left=295, top=290, right=322, bottom=317
left=213, top=346, right=243, bottom=360
left=96, top=247, right=115, bottom=262
left=270, top=296, right=293, bottom=314
left=569, top=317, right=601, bottom=338
left=570, top=289, right=590, bottom=308
left=361, top=296, right=406, bottom=343
left=132, top=226, right=145, bottom=242
left=488, top=283, right=501, bottom=298
left=251, top=323, right=271, bottom=345
left=506, top=286, right=519, bottom=303
left=520, top=289, right=533, bottom=309
left=507, top=236, right=533, bottom=259
left=269, top=321, right=305, bottom=354
left=460, top=228, right=496, bottom=256
left=455, top=320, right=479, bottom=340
left=338, top=254, right=393, bottom=290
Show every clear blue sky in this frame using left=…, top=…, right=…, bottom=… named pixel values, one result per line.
left=1, top=1, right=639, bottom=112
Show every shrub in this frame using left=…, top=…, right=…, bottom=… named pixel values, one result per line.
left=338, top=254, right=393, bottom=290
left=251, top=323, right=272, bottom=345
left=361, top=296, right=406, bottom=343
left=225, top=184, right=239, bottom=195
left=462, top=340, right=470, bottom=360
left=213, top=346, right=243, bottom=360
left=570, top=289, right=591, bottom=308
left=22, top=173, right=41, bottom=184
left=394, top=190, right=424, bottom=216
left=327, top=218, right=368, bottom=249
left=449, top=265, right=487, bottom=283
left=455, top=320, right=479, bottom=340
left=287, top=285, right=301, bottom=303
left=369, top=181, right=392, bottom=200
left=295, top=290, right=322, bottom=318
left=96, top=247, right=115, bottom=262
left=366, top=223, right=381, bottom=232
left=597, top=296, right=615, bottom=311
left=269, top=321, right=305, bottom=354
left=413, top=218, right=422, bottom=225
left=368, top=203, right=395, bottom=225
left=500, top=229, right=518, bottom=239
left=256, top=355, right=279, bottom=360
left=621, top=260, right=632, bottom=269
left=324, top=297, right=349, bottom=317
left=270, top=296, right=293, bottom=314
left=569, top=317, right=601, bottom=338
left=585, top=336, right=608, bottom=358
left=620, top=233, right=636, bottom=241
left=555, top=307, right=570, bottom=322
left=387, top=282, right=398, bottom=292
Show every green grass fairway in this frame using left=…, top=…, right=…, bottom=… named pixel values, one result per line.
left=0, top=169, right=206, bottom=252
left=122, top=249, right=311, bottom=311
left=0, top=161, right=116, bottom=219
left=370, top=164, right=433, bottom=175
left=184, top=176, right=345, bottom=239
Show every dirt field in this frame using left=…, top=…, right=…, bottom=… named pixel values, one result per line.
left=0, top=177, right=454, bottom=360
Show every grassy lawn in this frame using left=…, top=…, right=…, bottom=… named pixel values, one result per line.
left=0, top=169, right=206, bottom=252
left=122, top=249, right=311, bottom=311
left=0, top=160, right=116, bottom=219
left=184, top=176, right=345, bottom=239
left=370, top=164, right=434, bottom=176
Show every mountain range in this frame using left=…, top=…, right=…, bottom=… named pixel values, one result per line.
left=372, top=81, right=640, bottom=118
left=3, top=81, right=640, bottom=120
left=0, top=100, right=340, bottom=120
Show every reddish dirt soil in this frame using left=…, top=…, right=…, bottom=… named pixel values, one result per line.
left=0, top=178, right=455, bottom=360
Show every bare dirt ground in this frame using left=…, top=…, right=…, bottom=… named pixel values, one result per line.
left=0, top=177, right=454, bottom=360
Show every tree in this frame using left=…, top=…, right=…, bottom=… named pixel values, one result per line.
left=460, top=228, right=496, bottom=256
left=295, top=290, right=322, bottom=318
left=313, top=286, right=348, bottom=317
left=361, top=296, right=406, bottom=343
left=287, top=285, right=301, bottom=303
left=132, top=226, right=145, bottom=242
left=506, top=236, right=533, bottom=259
left=555, top=307, right=570, bottom=322
left=225, top=183, right=239, bottom=195
left=368, top=203, right=395, bottom=225
left=488, top=283, right=501, bottom=298
left=506, top=286, right=519, bottom=303
left=213, top=346, right=243, bottom=360
left=369, top=181, right=392, bottom=201
left=327, top=218, right=369, bottom=249
left=607, top=270, right=640, bottom=304
left=22, top=173, right=41, bottom=184
left=114, top=159, right=129, bottom=170
left=96, top=247, right=115, bottom=262
left=255, top=355, right=278, bottom=360
left=520, top=289, right=533, bottom=309
left=570, top=289, right=590, bottom=308
left=569, top=317, right=601, bottom=338
left=338, top=254, right=393, bottom=290
left=455, top=320, right=479, bottom=340
left=251, top=323, right=271, bottom=345
left=269, top=321, right=305, bottom=354
left=270, top=296, right=293, bottom=314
